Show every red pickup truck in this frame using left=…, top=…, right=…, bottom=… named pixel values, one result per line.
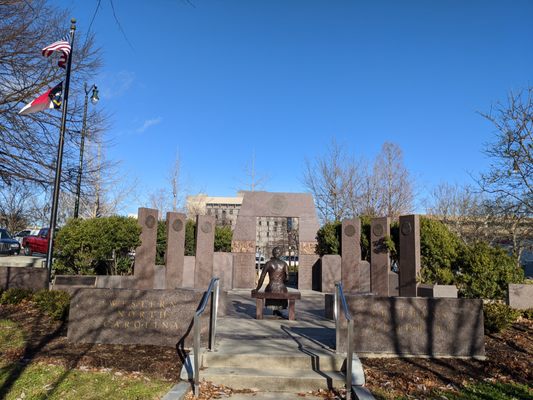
left=22, top=228, right=51, bottom=256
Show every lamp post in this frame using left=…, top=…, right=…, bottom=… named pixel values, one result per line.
left=73, top=83, right=99, bottom=218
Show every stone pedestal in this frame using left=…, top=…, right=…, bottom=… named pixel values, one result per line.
left=214, top=252, right=233, bottom=291
left=388, top=271, right=399, bottom=296
left=233, top=252, right=255, bottom=288
left=418, top=284, right=458, bottom=298
left=134, top=208, right=158, bottom=289
left=183, top=256, right=195, bottom=288
left=399, top=215, right=420, bottom=297
left=165, top=212, right=186, bottom=288
left=371, top=217, right=390, bottom=296
left=298, top=254, right=319, bottom=290
left=194, top=215, right=215, bottom=289
left=508, top=284, right=533, bottom=309
left=321, top=255, right=341, bottom=293
left=341, top=218, right=361, bottom=292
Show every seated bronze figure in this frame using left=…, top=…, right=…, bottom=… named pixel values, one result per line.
left=255, top=246, right=289, bottom=310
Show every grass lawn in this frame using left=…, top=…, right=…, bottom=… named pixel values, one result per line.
left=372, top=382, right=532, bottom=400
left=0, top=318, right=172, bottom=400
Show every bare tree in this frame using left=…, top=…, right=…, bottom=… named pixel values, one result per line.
left=0, top=0, right=105, bottom=193
left=426, top=182, right=532, bottom=264
left=168, top=151, right=183, bottom=212
left=373, top=142, right=415, bottom=218
left=239, top=150, right=269, bottom=192
left=478, top=88, right=532, bottom=215
left=426, top=182, right=490, bottom=242
left=302, top=139, right=358, bottom=223
left=147, top=152, right=186, bottom=218
left=0, top=182, right=34, bottom=233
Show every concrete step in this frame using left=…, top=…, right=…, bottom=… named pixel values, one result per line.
left=202, top=351, right=345, bottom=371
left=201, top=366, right=345, bottom=392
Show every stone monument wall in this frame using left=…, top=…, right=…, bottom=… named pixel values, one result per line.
left=67, top=288, right=212, bottom=348
left=0, top=266, right=49, bottom=291
left=231, top=191, right=320, bottom=289
left=337, top=296, right=485, bottom=358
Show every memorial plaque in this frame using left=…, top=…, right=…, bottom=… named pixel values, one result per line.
left=134, top=208, right=158, bottom=289
left=166, top=212, right=186, bottom=288
left=371, top=217, right=390, bottom=296
left=337, top=296, right=485, bottom=358
left=341, top=218, right=361, bottom=292
left=399, top=214, right=420, bottom=297
left=54, top=275, right=96, bottom=286
left=195, top=215, right=215, bottom=289
left=67, top=288, right=210, bottom=347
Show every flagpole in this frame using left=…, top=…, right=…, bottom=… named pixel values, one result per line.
left=45, top=18, right=76, bottom=281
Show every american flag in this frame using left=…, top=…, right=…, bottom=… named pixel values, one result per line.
left=42, top=34, right=71, bottom=69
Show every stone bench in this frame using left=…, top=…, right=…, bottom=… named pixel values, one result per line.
left=251, top=290, right=301, bottom=320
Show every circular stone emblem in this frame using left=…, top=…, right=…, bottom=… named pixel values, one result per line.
left=145, top=215, right=156, bottom=229
left=344, top=224, right=356, bottom=237
left=172, top=219, right=183, bottom=232
left=401, top=221, right=412, bottom=236
left=269, top=194, right=288, bottom=215
left=372, top=223, right=384, bottom=237
left=201, top=221, right=212, bottom=234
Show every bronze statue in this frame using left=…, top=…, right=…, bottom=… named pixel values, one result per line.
left=255, top=247, right=289, bottom=311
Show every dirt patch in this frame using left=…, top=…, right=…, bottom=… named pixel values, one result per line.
left=0, top=302, right=183, bottom=381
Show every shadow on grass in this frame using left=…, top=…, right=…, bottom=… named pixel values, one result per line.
left=0, top=307, right=94, bottom=399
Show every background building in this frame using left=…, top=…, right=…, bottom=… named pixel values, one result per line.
left=186, top=193, right=243, bottom=228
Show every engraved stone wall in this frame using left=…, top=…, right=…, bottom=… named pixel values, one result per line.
left=67, top=288, right=210, bottom=347
left=337, top=296, right=485, bottom=358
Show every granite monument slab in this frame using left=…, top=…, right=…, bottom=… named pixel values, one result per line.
left=336, top=296, right=485, bottom=358
left=399, top=214, right=420, bottom=297
left=67, top=288, right=211, bottom=348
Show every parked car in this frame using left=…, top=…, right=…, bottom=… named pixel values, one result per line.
left=22, top=227, right=51, bottom=256
left=0, top=229, right=21, bottom=255
left=14, top=229, right=33, bottom=245
left=281, top=255, right=299, bottom=267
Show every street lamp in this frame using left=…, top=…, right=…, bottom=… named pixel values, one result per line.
left=73, top=83, right=99, bottom=218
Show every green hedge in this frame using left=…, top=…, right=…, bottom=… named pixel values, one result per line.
left=315, top=216, right=524, bottom=300
left=0, top=288, right=33, bottom=305
left=483, top=303, right=520, bottom=333
left=54, top=216, right=141, bottom=275
left=33, top=290, right=70, bottom=321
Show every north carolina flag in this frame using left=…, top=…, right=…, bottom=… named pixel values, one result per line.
left=19, top=82, right=63, bottom=115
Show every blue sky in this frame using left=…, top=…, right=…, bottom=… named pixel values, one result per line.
left=57, top=0, right=532, bottom=214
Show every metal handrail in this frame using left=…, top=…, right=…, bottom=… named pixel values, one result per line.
left=334, top=282, right=354, bottom=396
left=193, top=277, right=220, bottom=397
